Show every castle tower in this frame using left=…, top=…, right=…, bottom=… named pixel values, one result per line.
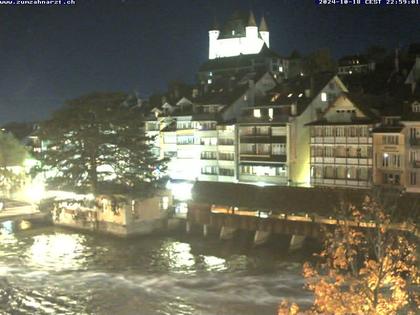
left=245, top=11, right=258, bottom=40
left=208, top=11, right=268, bottom=59
left=259, top=16, right=270, bottom=48
left=208, top=18, right=220, bottom=59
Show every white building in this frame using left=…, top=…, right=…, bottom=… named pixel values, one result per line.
left=209, top=11, right=269, bottom=60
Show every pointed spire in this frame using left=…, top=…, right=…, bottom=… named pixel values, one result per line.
left=210, top=16, right=219, bottom=31
left=259, top=15, right=269, bottom=32
left=247, top=11, right=257, bottom=27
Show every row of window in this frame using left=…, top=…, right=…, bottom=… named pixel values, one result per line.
left=164, top=135, right=223, bottom=146
left=200, top=151, right=235, bottom=161
left=239, top=126, right=286, bottom=137
left=381, top=172, right=418, bottom=186
left=175, top=121, right=218, bottom=130
left=311, top=126, right=370, bottom=137
left=382, top=135, right=399, bottom=145
left=380, top=153, right=401, bottom=168
left=240, top=165, right=287, bottom=177
left=311, top=146, right=371, bottom=158
left=311, top=166, right=371, bottom=181
left=240, top=143, right=286, bottom=156
left=201, top=166, right=234, bottom=176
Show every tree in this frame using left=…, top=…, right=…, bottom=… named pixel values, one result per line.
left=303, top=48, right=336, bottom=76
left=0, top=132, right=28, bottom=196
left=279, top=197, right=419, bottom=315
left=36, top=92, right=168, bottom=197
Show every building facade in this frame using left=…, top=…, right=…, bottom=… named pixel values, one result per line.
left=208, top=11, right=269, bottom=60
left=308, top=94, right=378, bottom=189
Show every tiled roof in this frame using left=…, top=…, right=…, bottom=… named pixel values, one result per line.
left=261, top=72, right=337, bottom=115
left=372, top=125, right=404, bottom=133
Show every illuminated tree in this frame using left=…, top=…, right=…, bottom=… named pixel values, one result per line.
left=0, top=132, right=27, bottom=196
left=279, top=197, right=419, bottom=315
left=36, top=92, right=168, bottom=196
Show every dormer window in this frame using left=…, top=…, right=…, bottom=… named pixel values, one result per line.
left=321, top=92, right=327, bottom=102
left=412, top=102, right=420, bottom=113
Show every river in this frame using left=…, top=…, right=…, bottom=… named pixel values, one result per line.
left=0, top=223, right=316, bottom=315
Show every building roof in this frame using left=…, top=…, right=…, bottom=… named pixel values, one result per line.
left=190, top=181, right=420, bottom=221
left=372, top=125, right=404, bottom=133
left=261, top=72, right=337, bottom=115
left=218, top=10, right=253, bottom=39
left=248, top=11, right=257, bottom=27
left=194, top=83, right=249, bottom=106
left=259, top=16, right=268, bottom=32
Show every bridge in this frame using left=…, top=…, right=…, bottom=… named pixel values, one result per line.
left=0, top=199, right=47, bottom=223
left=186, top=181, right=420, bottom=248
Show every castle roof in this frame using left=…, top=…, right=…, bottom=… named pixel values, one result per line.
left=219, top=10, right=256, bottom=39
left=248, top=11, right=257, bottom=27
left=259, top=16, right=269, bottom=32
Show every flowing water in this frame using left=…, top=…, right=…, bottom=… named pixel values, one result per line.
left=0, top=223, right=315, bottom=315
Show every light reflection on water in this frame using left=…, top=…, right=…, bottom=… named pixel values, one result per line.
left=0, top=226, right=313, bottom=315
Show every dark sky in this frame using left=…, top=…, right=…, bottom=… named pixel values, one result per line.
left=0, top=0, right=419, bottom=124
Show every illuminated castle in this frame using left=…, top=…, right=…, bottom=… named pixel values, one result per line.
left=208, top=11, right=269, bottom=60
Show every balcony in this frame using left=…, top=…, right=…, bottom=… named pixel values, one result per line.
left=200, top=156, right=217, bottom=160
left=410, top=138, right=420, bottom=147
left=412, top=160, right=420, bottom=168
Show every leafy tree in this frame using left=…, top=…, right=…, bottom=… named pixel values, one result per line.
left=303, top=48, right=336, bottom=76
left=279, top=197, right=419, bottom=315
left=0, top=132, right=28, bottom=196
left=36, top=92, right=168, bottom=197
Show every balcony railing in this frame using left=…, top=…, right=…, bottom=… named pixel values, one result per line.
left=200, top=156, right=217, bottom=160
left=409, top=138, right=420, bottom=146
left=412, top=160, right=420, bottom=168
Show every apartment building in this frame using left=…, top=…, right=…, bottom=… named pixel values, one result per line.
left=237, top=105, right=289, bottom=185
left=308, top=93, right=379, bottom=188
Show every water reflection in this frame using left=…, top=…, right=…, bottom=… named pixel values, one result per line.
left=165, top=241, right=195, bottom=271
left=0, top=227, right=313, bottom=315
left=28, top=233, right=87, bottom=271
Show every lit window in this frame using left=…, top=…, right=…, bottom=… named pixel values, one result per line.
left=208, top=79, right=212, bottom=84
left=209, top=72, right=213, bottom=77
left=232, top=30, right=235, bottom=35
left=287, top=93, right=293, bottom=98
left=279, top=66, right=283, bottom=72
left=268, top=108, right=273, bottom=120
left=244, top=94, right=248, bottom=101
left=271, top=94, right=280, bottom=102
left=298, top=93, right=303, bottom=98
left=412, top=102, right=420, bottom=113
left=253, top=109, right=261, bottom=118
left=321, top=92, right=327, bottom=102
left=161, top=197, right=169, bottom=210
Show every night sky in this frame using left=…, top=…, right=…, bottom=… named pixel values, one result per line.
left=0, top=0, right=419, bottom=124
